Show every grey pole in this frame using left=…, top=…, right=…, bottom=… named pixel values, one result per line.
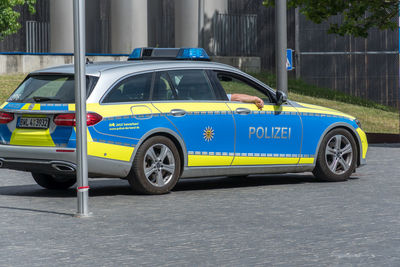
left=198, top=0, right=204, bottom=48
left=295, top=7, right=300, bottom=79
left=275, top=0, right=288, bottom=93
left=73, top=0, right=90, bottom=217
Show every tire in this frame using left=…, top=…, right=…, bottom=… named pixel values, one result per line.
left=312, top=128, right=358, bottom=182
left=32, top=173, right=76, bottom=190
left=128, top=136, right=181, bottom=194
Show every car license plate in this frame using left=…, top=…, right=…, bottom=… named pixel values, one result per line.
left=17, top=117, right=50, bottom=129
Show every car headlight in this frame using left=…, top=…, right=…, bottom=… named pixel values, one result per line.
left=355, top=119, right=362, bottom=129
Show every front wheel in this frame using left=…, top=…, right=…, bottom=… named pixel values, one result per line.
left=32, top=173, right=76, bottom=190
left=313, top=128, right=357, bottom=182
left=128, top=136, right=181, bottom=194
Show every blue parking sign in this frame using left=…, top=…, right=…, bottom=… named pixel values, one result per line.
left=286, top=49, right=293, bottom=71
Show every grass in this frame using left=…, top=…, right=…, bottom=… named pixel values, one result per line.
left=0, top=73, right=398, bottom=134
left=0, top=74, right=25, bottom=103
left=252, top=72, right=398, bottom=113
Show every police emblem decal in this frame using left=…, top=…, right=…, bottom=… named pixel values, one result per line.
left=203, top=126, right=214, bottom=142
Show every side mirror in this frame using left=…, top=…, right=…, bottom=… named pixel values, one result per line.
left=276, top=90, right=287, bottom=105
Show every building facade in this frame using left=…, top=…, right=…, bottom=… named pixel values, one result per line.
left=0, top=0, right=398, bottom=108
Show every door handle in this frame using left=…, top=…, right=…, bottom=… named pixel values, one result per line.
left=235, top=107, right=251, bottom=115
left=170, top=109, right=187, bottom=117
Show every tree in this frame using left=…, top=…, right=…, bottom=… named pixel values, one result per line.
left=0, top=0, right=36, bottom=40
left=263, top=0, right=398, bottom=37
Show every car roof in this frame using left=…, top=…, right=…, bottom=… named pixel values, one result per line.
left=32, top=60, right=241, bottom=77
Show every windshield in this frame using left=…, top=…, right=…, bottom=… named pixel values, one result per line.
left=7, top=74, right=98, bottom=103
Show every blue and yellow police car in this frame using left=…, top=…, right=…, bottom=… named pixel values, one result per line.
left=0, top=48, right=368, bottom=194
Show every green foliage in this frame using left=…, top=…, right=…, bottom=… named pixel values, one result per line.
left=0, top=0, right=36, bottom=39
left=251, top=72, right=397, bottom=113
left=263, top=0, right=398, bottom=37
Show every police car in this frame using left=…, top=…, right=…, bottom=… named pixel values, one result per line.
left=0, top=48, right=368, bottom=194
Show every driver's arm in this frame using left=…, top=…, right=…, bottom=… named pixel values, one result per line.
left=230, top=93, right=264, bottom=109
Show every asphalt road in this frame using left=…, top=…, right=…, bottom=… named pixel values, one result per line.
left=0, top=145, right=399, bottom=267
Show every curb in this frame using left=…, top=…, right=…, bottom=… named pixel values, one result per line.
left=366, top=133, right=400, bottom=144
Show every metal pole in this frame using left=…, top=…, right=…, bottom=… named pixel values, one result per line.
left=198, top=0, right=204, bottom=48
left=275, top=0, right=288, bottom=93
left=73, top=0, right=90, bottom=217
left=294, top=7, right=300, bottom=79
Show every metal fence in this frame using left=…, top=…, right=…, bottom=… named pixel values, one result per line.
left=296, top=13, right=399, bottom=108
left=25, top=21, right=49, bottom=53
left=211, top=13, right=257, bottom=56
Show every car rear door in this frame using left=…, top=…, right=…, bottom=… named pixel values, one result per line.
left=151, top=70, right=235, bottom=167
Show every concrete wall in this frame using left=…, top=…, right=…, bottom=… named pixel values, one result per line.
left=0, top=55, right=260, bottom=75
left=49, top=0, right=74, bottom=53
left=110, top=0, right=148, bottom=53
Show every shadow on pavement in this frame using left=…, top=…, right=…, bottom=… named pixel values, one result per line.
left=0, top=179, right=133, bottom=198
left=0, top=173, right=358, bottom=197
left=0, top=205, right=72, bottom=217
left=173, top=173, right=318, bottom=192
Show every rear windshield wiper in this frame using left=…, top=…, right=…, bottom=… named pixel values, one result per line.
left=32, top=96, right=61, bottom=102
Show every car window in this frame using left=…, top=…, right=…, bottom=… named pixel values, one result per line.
left=167, top=70, right=216, bottom=100
left=152, top=72, right=177, bottom=100
left=7, top=75, right=98, bottom=103
left=103, top=73, right=152, bottom=103
left=216, top=72, right=272, bottom=103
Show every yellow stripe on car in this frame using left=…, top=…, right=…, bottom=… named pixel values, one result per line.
left=85, top=127, right=134, bottom=162
left=188, top=155, right=233, bottom=166
left=356, top=127, right=368, bottom=159
left=232, top=156, right=300, bottom=165
left=10, top=128, right=55, bottom=147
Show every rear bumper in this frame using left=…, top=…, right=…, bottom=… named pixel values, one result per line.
left=0, top=158, right=76, bottom=175
left=0, top=145, right=131, bottom=178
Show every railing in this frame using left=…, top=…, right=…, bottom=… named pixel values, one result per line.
left=26, top=21, right=49, bottom=53
left=211, top=13, right=257, bottom=56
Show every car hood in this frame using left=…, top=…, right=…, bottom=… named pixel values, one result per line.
left=289, top=101, right=356, bottom=120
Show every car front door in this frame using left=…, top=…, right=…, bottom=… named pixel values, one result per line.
left=151, top=70, right=235, bottom=167
left=214, top=71, right=304, bottom=166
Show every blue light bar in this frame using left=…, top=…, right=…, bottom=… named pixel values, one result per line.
left=177, top=48, right=210, bottom=60
left=129, top=48, right=142, bottom=59
left=127, top=47, right=210, bottom=61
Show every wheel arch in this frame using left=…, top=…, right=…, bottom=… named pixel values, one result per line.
left=130, top=128, right=187, bottom=174
left=313, top=122, right=362, bottom=167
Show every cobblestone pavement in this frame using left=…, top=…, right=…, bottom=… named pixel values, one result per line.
left=0, top=145, right=399, bottom=266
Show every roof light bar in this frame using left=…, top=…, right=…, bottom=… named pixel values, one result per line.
left=127, top=48, right=210, bottom=61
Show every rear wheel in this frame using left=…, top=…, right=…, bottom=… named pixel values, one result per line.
left=313, top=128, right=357, bottom=182
left=32, top=173, right=76, bottom=190
left=128, top=136, right=181, bottom=194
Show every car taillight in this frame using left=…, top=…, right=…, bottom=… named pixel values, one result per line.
left=0, top=112, right=14, bottom=124
left=86, top=113, right=103, bottom=126
left=54, top=113, right=102, bottom=126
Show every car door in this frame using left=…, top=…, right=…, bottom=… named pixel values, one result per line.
left=88, top=72, right=170, bottom=162
left=213, top=71, right=304, bottom=166
left=151, top=70, right=235, bottom=167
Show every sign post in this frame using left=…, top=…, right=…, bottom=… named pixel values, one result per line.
left=276, top=0, right=288, bottom=93
left=73, top=0, right=90, bottom=217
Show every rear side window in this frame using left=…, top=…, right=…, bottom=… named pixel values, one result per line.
left=167, top=70, right=216, bottom=100
left=8, top=75, right=98, bottom=103
left=103, top=73, right=153, bottom=103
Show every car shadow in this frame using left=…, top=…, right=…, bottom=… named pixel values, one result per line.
left=173, top=173, right=318, bottom=192
left=0, top=173, right=359, bottom=198
left=0, top=179, right=133, bottom=198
